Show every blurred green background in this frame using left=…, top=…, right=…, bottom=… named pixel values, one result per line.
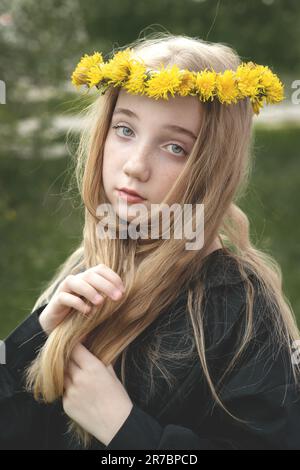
left=0, top=0, right=299, bottom=337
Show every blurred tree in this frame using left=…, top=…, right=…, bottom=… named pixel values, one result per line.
left=78, top=0, right=300, bottom=75
left=1, top=0, right=299, bottom=91
left=0, top=0, right=88, bottom=88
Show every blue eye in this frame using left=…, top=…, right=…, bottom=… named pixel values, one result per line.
left=112, top=125, right=133, bottom=137
left=111, top=125, right=187, bottom=157
left=166, top=144, right=187, bottom=156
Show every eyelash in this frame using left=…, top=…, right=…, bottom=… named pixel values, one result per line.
left=111, top=124, right=188, bottom=157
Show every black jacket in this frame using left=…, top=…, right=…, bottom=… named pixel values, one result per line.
left=1, top=249, right=300, bottom=450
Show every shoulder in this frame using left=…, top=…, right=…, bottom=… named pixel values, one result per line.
left=200, top=249, right=258, bottom=327
left=200, top=248, right=252, bottom=289
left=198, top=248, right=262, bottom=338
left=200, top=248, right=272, bottom=318
left=197, top=250, right=296, bottom=390
left=199, top=250, right=283, bottom=358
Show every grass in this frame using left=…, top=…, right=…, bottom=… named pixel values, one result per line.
left=0, top=125, right=299, bottom=337
left=0, top=156, right=83, bottom=337
left=240, top=125, right=300, bottom=316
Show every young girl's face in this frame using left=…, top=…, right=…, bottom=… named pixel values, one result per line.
left=102, top=88, right=202, bottom=222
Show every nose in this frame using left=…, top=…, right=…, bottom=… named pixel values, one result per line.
left=122, top=143, right=151, bottom=181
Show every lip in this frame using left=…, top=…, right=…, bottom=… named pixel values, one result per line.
left=119, top=187, right=144, bottom=198
left=117, top=188, right=145, bottom=203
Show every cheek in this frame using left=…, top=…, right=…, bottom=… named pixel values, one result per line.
left=159, top=161, right=185, bottom=191
left=103, top=136, right=125, bottom=171
left=102, top=138, right=118, bottom=179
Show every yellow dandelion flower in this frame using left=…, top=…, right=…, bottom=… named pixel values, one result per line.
left=71, top=52, right=103, bottom=87
left=177, top=70, right=196, bottom=97
left=215, top=70, right=240, bottom=104
left=86, top=64, right=105, bottom=88
left=235, top=62, right=261, bottom=100
left=144, top=64, right=182, bottom=100
left=194, top=69, right=217, bottom=102
left=123, top=60, right=148, bottom=95
left=251, top=96, right=266, bottom=115
left=258, top=66, right=285, bottom=104
left=101, top=47, right=133, bottom=86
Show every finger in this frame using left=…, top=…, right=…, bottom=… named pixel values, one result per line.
left=107, top=363, right=117, bottom=377
left=91, top=264, right=125, bottom=293
left=82, top=270, right=124, bottom=302
left=63, top=275, right=105, bottom=306
left=63, top=372, right=72, bottom=390
left=71, top=343, right=102, bottom=370
left=67, top=358, right=81, bottom=374
left=55, top=291, right=92, bottom=316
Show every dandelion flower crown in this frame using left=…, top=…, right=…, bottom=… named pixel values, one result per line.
left=71, top=47, right=285, bottom=115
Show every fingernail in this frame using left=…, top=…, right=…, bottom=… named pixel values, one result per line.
left=113, top=290, right=122, bottom=299
left=94, top=294, right=102, bottom=303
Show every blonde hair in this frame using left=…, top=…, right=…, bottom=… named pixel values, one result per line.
left=25, top=32, right=300, bottom=448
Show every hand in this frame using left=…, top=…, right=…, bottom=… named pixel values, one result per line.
left=63, top=343, right=133, bottom=446
left=38, top=264, right=125, bottom=335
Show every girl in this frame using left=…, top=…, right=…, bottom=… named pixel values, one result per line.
left=1, top=32, right=300, bottom=450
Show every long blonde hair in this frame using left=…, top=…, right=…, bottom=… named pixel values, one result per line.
left=25, top=32, right=300, bottom=448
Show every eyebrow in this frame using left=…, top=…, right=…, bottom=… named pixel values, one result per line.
left=113, top=107, right=198, bottom=140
